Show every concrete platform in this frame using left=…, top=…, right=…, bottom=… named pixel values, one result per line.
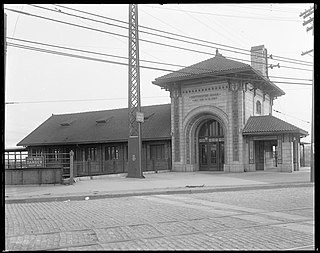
left=5, top=167, right=313, bottom=203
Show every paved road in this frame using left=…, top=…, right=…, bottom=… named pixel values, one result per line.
left=5, top=186, right=314, bottom=251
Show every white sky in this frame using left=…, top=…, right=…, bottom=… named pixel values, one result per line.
left=4, top=3, right=314, bottom=148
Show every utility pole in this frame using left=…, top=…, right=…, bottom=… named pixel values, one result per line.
left=127, top=4, right=144, bottom=178
left=4, top=13, right=7, bottom=84
left=300, top=5, right=314, bottom=182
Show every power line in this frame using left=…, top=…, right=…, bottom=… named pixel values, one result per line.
left=38, top=4, right=314, bottom=66
left=5, top=96, right=169, bottom=105
left=29, top=4, right=266, bottom=64
left=5, top=6, right=313, bottom=73
left=53, top=4, right=313, bottom=66
left=12, top=4, right=24, bottom=37
left=7, top=41, right=312, bottom=90
left=273, top=109, right=311, bottom=124
left=7, top=37, right=313, bottom=83
left=225, top=4, right=302, bottom=14
left=142, top=5, right=302, bottom=22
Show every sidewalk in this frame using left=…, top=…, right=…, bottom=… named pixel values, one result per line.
left=5, top=167, right=313, bottom=203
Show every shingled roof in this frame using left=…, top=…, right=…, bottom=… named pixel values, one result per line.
left=243, top=115, right=308, bottom=136
left=17, top=104, right=171, bottom=147
left=153, top=52, right=285, bottom=97
left=154, top=52, right=250, bottom=82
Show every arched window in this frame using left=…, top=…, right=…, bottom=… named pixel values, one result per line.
left=256, top=100, right=262, bottom=114
left=199, top=119, right=224, bottom=137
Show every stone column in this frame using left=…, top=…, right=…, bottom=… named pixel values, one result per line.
left=280, top=136, right=293, bottom=172
left=170, top=84, right=183, bottom=171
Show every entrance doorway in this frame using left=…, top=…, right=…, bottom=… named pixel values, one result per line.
left=198, top=119, right=224, bottom=171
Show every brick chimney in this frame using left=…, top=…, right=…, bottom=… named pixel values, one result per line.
left=250, top=45, right=268, bottom=78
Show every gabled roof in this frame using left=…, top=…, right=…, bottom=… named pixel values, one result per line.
left=153, top=52, right=285, bottom=97
left=17, top=104, right=171, bottom=147
left=154, top=53, right=250, bottom=82
left=243, top=115, right=308, bottom=136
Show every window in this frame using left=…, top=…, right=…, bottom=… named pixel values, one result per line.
left=29, top=148, right=42, bottom=156
left=48, top=148, right=60, bottom=162
left=199, top=119, right=224, bottom=137
left=85, top=147, right=97, bottom=161
left=256, top=100, right=262, bottom=114
left=150, top=144, right=165, bottom=160
left=105, top=146, right=119, bottom=160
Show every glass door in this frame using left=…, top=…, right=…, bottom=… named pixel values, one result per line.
left=200, top=143, right=208, bottom=168
left=199, top=142, right=222, bottom=171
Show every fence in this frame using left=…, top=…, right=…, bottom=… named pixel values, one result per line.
left=5, top=148, right=28, bottom=169
left=5, top=149, right=74, bottom=185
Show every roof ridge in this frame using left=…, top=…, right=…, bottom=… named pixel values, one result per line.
left=52, top=103, right=171, bottom=117
left=154, top=54, right=251, bottom=81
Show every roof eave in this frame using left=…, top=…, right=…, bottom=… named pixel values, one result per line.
left=18, top=136, right=172, bottom=147
left=152, top=67, right=252, bottom=87
left=248, top=68, right=286, bottom=97
left=243, top=130, right=308, bottom=137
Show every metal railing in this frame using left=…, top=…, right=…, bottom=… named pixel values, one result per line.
left=5, top=149, right=75, bottom=184
left=4, top=148, right=28, bottom=169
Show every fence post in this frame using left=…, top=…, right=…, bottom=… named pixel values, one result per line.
left=70, top=150, right=74, bottom=185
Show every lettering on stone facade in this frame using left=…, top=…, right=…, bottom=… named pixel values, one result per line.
left=189, top=92, right=221, bottom=102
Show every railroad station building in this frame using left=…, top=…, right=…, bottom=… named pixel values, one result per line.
left=17, top=45, right=308, bottom=175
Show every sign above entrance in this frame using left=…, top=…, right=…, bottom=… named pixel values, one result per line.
left=189, top=92, right=221, bottom=102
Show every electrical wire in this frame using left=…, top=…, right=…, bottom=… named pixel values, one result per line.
left=273, top=109, right=311, bottom=124
left=6, top=42, right=312, bottom=94
left=52, top=4, right=313, bottom=66
left=4, top=6, right=313, bottom=73
left=7, top=37, right=313, bottom=83
left=28, top=4, right=314, bottom=67
left=5, top=96, right=169, bottom=105
left=142, top=5, right=302, bottom=22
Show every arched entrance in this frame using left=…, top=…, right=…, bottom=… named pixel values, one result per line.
left=198, top=119, right=224, bottom=171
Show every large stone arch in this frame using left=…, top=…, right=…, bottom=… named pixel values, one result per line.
left=183, top=105, right=230, bottom=171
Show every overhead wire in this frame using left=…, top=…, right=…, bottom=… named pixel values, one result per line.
left=6, top=41, right=312, bottom=90
left=5, top=96, right=169, bottom=105
left=4, top=6, right=313, bottom=73
left=142, top=5, right=302, bottom=22
left=43, top=4, right=314, bottom=66
left=273, top=109, right=311, bottom=124
left=7, top=36, right=313, bottom=83
left=225, top=4, right=303, bottom=14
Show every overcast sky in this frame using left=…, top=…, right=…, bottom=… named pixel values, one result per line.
left=4, top=3, right=314, bottom=148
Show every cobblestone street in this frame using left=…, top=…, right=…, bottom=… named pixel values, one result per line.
left=5, top=186, right=314, bottom=251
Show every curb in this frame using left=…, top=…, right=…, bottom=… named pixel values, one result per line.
left=5, top=181, right=313, bottom=204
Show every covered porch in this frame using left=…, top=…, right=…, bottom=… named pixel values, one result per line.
left=243, top=115, right=308, bottom=172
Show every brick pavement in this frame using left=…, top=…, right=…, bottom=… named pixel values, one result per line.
left=5, top=186, right=314, bottom=251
